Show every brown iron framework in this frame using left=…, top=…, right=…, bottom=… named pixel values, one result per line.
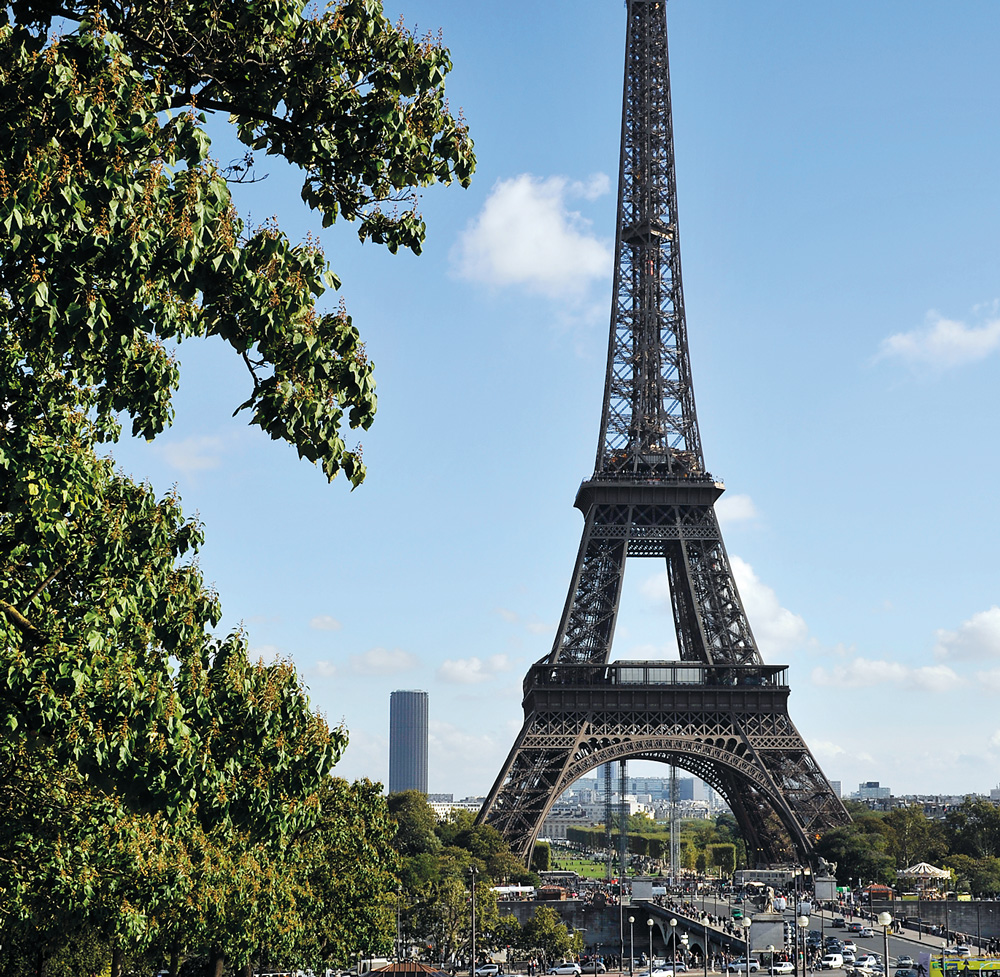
left=477, top=0, right=848, bottom=865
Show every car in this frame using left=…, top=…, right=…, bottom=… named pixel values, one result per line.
left=662, top=962, right=687, bottom=973
left=858, top=929, right=875, bottom=939
left=476, top=967, right=500, bottom=977
left=637, top=969, right=674, bottom=977
left=581, top=965, right=606, bottom=975
left=843, top=942, right=858, bottom=953
left=842, top=952, right=856, bottom=966
left=725, top=960, right=761, bottom=974
left=944, top=947, right=972, bottom=957
left=548, top=966, right=582, bottom=976
left=832, top=919, right=847, bottom=929
left=896, top=958, right=914, bottom=969
left=854, top=956, right=879, bottom=970
left=894, top=970, right=919, bottom=977
left=769, top=963, right=795, bottom=974
left=820, top=954, right=844, bottom=970
left=847, top=923, right=864, bottom=934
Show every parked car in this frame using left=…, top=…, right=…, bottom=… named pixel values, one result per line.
left=820, top=954, right=845, bottom=970
left=896, top=957, right=915, bottom=969
left=548, top=966, right=582, bottom=976
left=944, top=947, right=972, bottom=957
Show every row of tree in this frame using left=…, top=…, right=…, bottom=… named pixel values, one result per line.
left=563, top=813, right=744, bottom=876
left=815, top=799, right=1000, bottom=896
left=0, top=0, right=475, bottom=969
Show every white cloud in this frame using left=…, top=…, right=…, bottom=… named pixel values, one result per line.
left=877, top=309, right=1000, bottom=370
left=312, top=660, right=338, bottom=678
left=310, top=614, right=342, bottom=631
left=156, top=435, right=225, bottom=472
left=934, top=606, right=1000, bottom=661
left=249, top=644, right=284, bottom=665
left=812, top=656, right=962, bottom=692
left=639, top=558, right=806, bottom=659
left=715, top=494, right=759, bottom=526
left=989, top=730, right=1000, bottom=751
left=437, top=653, right=513, bottom=685
left=429, top=720, right=507, bottom=778
left=976, top=669, right=1000, bottom=693
left=453, top=173, right=612, bottom=298
left=729, top=557, right=808, bottom=658
left=349, top=646, right=419, bottom=675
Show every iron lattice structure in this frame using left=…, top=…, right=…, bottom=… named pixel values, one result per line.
left=477, top=0, right=848, bottom=865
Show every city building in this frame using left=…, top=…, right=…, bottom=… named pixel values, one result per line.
left=388, top=690, right=428, bottom=794
left=856, top=781, right=891, bottom=800
left=829, top=780, right=842, bottom=798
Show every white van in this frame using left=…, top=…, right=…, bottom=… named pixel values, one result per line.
left=821, top=955, right=844, bottom=970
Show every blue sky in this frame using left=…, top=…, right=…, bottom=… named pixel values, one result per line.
left=111, top=0, right=1000, bottom=801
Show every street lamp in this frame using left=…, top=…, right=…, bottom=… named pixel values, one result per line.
left=796, top=915, right=809, bottom=977
left=629, top=916, right=636, bottom=977
left=742, top=916, right=753, bottom=975
left=648, top=919, right=655, bottom=971
left=700, top=913, right=710, bottom=977
left=681, top=934, right=690, bottom=973
left=469, top=865, right=479, bottom=977
left=877, top=912, right=892, bottom=977
left=766, top=946, right=775, bottom=976
left=396, top=884, right=403, bottom=964
left=671, top=919, right=678, bottom=965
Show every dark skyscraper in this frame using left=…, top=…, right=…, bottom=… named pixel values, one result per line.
left=389, top=690, right=428, bottom=794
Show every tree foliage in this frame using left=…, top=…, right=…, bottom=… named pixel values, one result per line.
left=0, top=0, right=474, bottom=966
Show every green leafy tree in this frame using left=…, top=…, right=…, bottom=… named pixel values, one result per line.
left=0, top=0, right=474, bottom=961
left=946, top=799, right=1000, bottom=859
left=521, top=906, right=576, bottom=966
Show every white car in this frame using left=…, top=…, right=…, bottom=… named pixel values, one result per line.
left=637, top=969, right=674, bottom=977
left=548, top=967, right=582, bottom=976
left=944, top=948, right=972, bottom=958
left=476, top=967, right=500, bottom=977
left=726, top=961, right=761, bottom=974
left=770, top=963, right=795, bottom=974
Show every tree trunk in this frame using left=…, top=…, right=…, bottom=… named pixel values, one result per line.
left=212, top=950, right=226, bottom=977
left=111, top=945, right=124, bottom=977
left=35, top=950, right=44, bottom=977
left=170, top=947, right=180, bottom=977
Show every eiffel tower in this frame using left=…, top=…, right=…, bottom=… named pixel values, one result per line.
left=477, top=0, right=849, bottom=866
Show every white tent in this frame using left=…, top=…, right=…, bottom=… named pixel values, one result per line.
left=896, top=862, right=950, bottom=878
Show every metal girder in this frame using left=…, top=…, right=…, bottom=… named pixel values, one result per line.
left=478, top=0, right=847, bottom=867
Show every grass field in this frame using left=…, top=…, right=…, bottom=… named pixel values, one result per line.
left=549, top=855, right=636, bottom=879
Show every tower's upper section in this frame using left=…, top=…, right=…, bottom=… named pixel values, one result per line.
left=595, top=0, right=705, bottom=481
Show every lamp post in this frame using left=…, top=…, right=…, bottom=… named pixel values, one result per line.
left=629, top=916, right=636, bottom=976
left=742, top=916, right=752, bottom=976
left=700, top=913, right=710, bottom=977
left=766, top=946, right=775, bottom=976
left=396, top=884, right=403, bottom=964
left=942, top=940, right=947, bottom=977
left=796, top=915, right=809, bottom=977
left=671, top=919, right=678, bottom=966
left=877, top=912, right=892, bottom=977
left=469, top=865, right=479, bottom=977
left=648, top=919, right=655, bottom=971
left=681, top=934, right=689, bottom=971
